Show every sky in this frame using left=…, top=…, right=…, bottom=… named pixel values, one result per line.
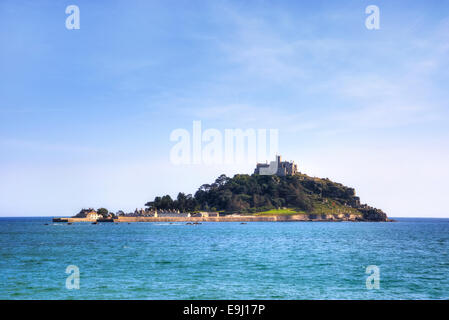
left=0, top=0, right=449, bottom=217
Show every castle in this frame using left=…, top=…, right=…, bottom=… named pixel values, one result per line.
left=254, top=155, right=298, bottom=176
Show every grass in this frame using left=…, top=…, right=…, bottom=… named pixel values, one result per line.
left=253, top=208, right=307, bottom=216
left=311, top=201, right=362, bottom=216
left=252, top=200, right=362, bottom=216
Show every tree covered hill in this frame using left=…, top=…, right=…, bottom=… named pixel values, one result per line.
left=145, top=173, right=388, bottom=221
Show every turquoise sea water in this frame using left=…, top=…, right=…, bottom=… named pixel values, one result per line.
left=1, top=217, right=448, bottom=299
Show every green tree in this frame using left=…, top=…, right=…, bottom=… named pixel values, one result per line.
left=97, top=208, right=109, bottom=217
left=144, top=172, right=363, bottom=214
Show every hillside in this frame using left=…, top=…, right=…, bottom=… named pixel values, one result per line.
left=145, top=173, right=389, bottom=221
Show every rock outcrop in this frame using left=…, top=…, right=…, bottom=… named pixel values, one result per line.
left=358, top=207, right=388, bottom=221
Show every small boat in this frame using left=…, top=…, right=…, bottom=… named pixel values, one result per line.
left=240, top=222, right=247, bottom=225
left=92, top=222, right=97, bottom=225
left=67, top=222, right=72, bottom=225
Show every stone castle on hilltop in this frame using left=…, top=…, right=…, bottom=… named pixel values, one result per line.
left=254, top=155, right=298, bottom=176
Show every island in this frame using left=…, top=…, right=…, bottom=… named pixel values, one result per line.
left=53, top=156, right=391, bottom=223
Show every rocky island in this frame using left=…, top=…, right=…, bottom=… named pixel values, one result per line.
left=53, top=156, right=390, bottom=223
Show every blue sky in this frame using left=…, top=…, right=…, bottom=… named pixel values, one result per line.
left=1, top=0, right=449, bottom=217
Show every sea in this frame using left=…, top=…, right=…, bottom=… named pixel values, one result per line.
left=1, top=217, right=448, bottom=300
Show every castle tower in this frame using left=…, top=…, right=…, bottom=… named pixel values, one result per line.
left=255, top=155, right=297, bottom=176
